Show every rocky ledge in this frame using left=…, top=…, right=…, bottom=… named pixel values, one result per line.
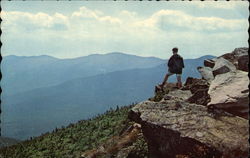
left=129, top=48, right=249, bottom=158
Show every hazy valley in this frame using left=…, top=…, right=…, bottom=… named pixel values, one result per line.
left=1, top=53, right=215, bottom=140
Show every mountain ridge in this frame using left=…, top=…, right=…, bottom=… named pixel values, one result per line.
left=3, top=53, right=215, bottom=60
left=2, top=55, right=216, bottom=140
left=1, top=52, right=165, bottom=96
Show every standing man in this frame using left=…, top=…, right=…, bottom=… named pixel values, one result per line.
left=160, top=47, right=184, bottom=89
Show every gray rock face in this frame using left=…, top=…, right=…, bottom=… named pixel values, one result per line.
left=220, top=47, right=249, bottom=71
left=204, top=58, right=216, bottom=68
left=130, top=99, right=249, bottom=158
left=232, top=47, right=249, bottom=57
left=183, top=77, right=211, bottom=106
left=195, top=48, right=249, bottom=118
left=163, top=89, right=192, bottom=102
left=129, top=48, right=249, bottom=158
left=208, top=70, right=249, bottom=119
left=212, top=57, right=236, bottom=77
left=197, top=66, right=214, bottom=83
left=238, top=55, right=249, bottom=72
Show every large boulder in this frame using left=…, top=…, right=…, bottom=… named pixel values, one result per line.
left=220, top=47, right=249, bottom=71
left=197, top=66, right=214, bottom=83
left=183, top=77, right=209, bottom=94
left=130, top=99, right=249, bottom=158
left=183, top=77, right=211, bottom=105
left=204, top=58, right=216, bottom=68
left=208, top=70, right=249, bottom=119
left=187, top=88, right=211, bottom=106
left=232, top=47, right=249, bottom=57
left=163, top=89, right=192, bottom=102
left=152, top=83, right=179, bottom=102
left=212, top=57, right=236, bottom=77
left=238, top=55, right=249, bottom=72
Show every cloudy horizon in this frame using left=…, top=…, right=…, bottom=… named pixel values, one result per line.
left=1, top=1, right=249, bottom=59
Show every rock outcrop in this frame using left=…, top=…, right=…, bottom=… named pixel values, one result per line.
left=208, top=70, right=249, bottom=119
left=130, top=100, right=248, bottom=158
left=197, top=66, right=214, bottom=83
left=238, top=55, right=249, bottom=72
left=183, top=77, right=211, bottom=106
left=129, top=48, right=249, bottom=158
left=212, top=57, right=237, bottom=77
left=220, top=47, right=249, bottom=72
left=204, top=58, right=216, bottom=68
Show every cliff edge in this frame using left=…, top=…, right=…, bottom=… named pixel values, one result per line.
left=129, top=48, right=249, bottom=158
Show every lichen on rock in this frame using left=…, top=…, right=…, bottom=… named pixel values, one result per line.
left=129, top=48, right=249, bottom=158
left=130, top=90, right=249, bottom=158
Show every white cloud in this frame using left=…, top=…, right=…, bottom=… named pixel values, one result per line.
left=143, top=9, right=248, bottom=32
left=99, top=16, right=122, bottom=25
left=2, top=7, right=246, bottom=35
left=1, top=6, right=248, bottom=59
left=71, top=6, right=103, bottom=19
left=71, top=6, right=121, bottom=25
left=118, top=10, right=138, bottom=22
left=1, top=11, right=69, bottom=32
left=192, top=1, right=248, bottom=9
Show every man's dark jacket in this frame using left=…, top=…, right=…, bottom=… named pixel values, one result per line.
left=168, top=54, right=184, bottom=74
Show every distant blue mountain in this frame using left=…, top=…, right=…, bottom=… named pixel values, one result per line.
left=1, top=54, right=215, bottom=140
left=1, top=53, right=165, bottom=96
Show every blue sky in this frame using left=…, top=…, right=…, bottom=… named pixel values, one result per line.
left=1, top=1, right=249, bottom=59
